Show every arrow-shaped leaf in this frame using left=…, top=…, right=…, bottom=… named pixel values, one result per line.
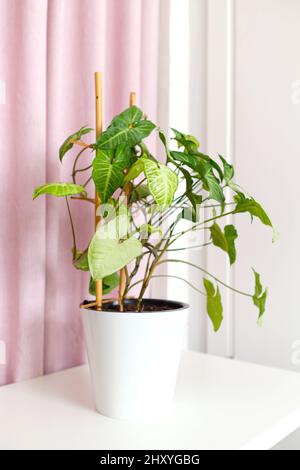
left=59, top=126, right=93, bottom=161
left=88, top=217, right=143, bottom=280
left=203, top=278, right=223, bottom=332
left=96, top=106, right=156, bottom=149
left=209, top=222, right=238, bottom=265
left=33, top=182, right=85, bottom=199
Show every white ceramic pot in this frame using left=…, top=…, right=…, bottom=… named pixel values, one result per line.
left=81, top=298, right=189, bottom=421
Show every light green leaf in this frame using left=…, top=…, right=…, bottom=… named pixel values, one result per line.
left=209, top=223, right=238, bottom=265
left=73, top=249, right=89, bottom=271
left=96, top=106, right=156, bottom=149
left=89, top=272, right=119, bottom=296
left=203, top=278, right=223, bottom=332
left=123, top=159, right=145, bottom=185
left=92, top=149, right=124, bottom=203
left=33, top=182, right=85, bottom=199
left=233, top=193, right=275, bottom=240
left=252, top=268, right=268, bottom=321
left=143, top=159, right=178, bottom=208
left=59, top=126, right=93, bottom=161
left=88, top=217, right=143, bottom=280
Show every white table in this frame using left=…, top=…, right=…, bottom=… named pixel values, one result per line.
left=1, top=351, right=300, bottom=450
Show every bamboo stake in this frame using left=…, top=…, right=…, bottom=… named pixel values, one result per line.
left=94, top=72, right=103, bottom=309
left=118, top=92, right=137, bottom=311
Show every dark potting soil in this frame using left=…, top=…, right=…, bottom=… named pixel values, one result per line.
left=104, top=302, right=171, bottom=312
left=82, top=298, right=187, bottom=313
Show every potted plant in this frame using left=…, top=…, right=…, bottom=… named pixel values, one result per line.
left=33, top=73, right=274, bottom=421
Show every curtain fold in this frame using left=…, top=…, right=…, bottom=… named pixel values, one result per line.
left=0, top=0, right=160, bottom=385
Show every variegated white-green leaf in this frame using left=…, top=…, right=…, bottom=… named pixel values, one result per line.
left=92, top=149, right=124, bottom=203
left=97, top=106, right=156, bottom=149
left=33, top=182, right=85, bottom=200
left=88, top=217, right=143, bottom=280
left=143, top=159, right=178, bottom=208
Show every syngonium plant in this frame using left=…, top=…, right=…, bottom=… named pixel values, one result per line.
left=33, top=106, right=274, bottom=331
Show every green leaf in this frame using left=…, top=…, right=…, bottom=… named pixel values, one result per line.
left=88, top=217, right=143, bottom=280
left=113, top=143, right=133, bottom=170
left=59, top=126, right=93, bottom=161
left=96, top=106, right=156, bottom=149
left=143, top=159, right=178, bottom=208
left=252, top=268, right=268, bottom=321
left=203, top=172, right=225, bottom=202
left=92, top=149, right=124, bottom=202
left=209, top=223, right=238, bottom=265
left=130, top=184, right=150, bottom=202
left=73, top=249, right=89, bottom=271
left=123, top=158, right=145, bottom=185
left=33, top=182, right=85, bottom=199
left=89, top=272, right=119, bottom=296
left=233, top=193, right=275, bottom=240
left=203, top=278, right=223, bottom=332
left=171, top=128, right=200, bottom=152
left=219, top=154, right=234, bottom=184
left=170, top=151, right=202, bottom=172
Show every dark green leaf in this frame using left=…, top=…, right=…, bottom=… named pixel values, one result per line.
left=219, top=154, right=234, bottom=184
left=96, top=106, right=156, bottom=149
left=89, top=272, right=120, bottom=296
left=59, top=126, right=93, bottom=161
left=130, top=184, right=150, bottom=202
left=252, top=268, right=268, bottom=320
left=33, top=182, right=85, bottom=199
left=171, top=128, right=200, bottom=152
left=203, top=172, right=225, bottom=202
left=203, top=278, right=223, bottom=332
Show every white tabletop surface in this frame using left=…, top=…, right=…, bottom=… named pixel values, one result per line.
left=0, top=351, right=300, bottom=450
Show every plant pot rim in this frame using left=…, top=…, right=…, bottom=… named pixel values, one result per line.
left=81, top=298, right=189, bottom=314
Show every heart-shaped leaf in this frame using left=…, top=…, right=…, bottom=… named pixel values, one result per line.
left=88, top=217, right=143, bottom=280
left=252, top=268, right=268, bottom=321
left=233, top=193, right=275, bottom=240
left=203, top=278, right=223, bottom=332
left=33, top=182, right=85, bottom=199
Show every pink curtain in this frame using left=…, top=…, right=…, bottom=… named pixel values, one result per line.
left=0, top=0, right=160, bottom=385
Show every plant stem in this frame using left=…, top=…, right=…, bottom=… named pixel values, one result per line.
left=157, top=258, right=252, bottom=298
left=127, top=275, right=206, bottom=296
left=72, top=146, right=90, bottom=184
left=65, top=197, right=77, bottom=260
